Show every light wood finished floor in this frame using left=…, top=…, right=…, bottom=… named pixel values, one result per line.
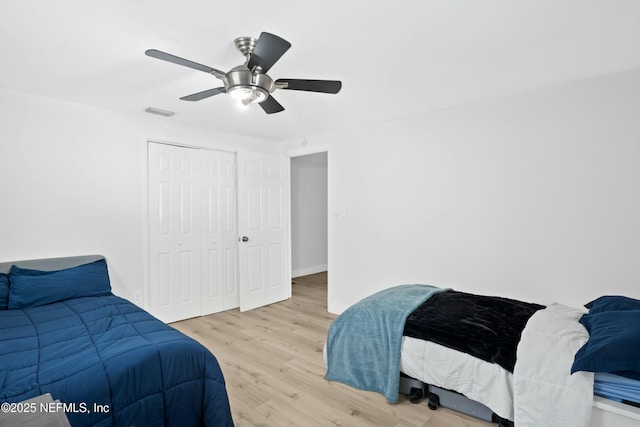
left=172, top=272, right=494, bottom=427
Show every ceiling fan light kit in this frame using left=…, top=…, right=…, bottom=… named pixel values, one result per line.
left=228, top=85, right=268, bottom=105
left=145, top=32, right=342, bottom=114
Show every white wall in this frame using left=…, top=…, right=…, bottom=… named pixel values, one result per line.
left=4, top=67, right=640, bottom=315
left=290, top=152, right=328, bottom=277
left=282, top=69, right=640, bottom=314
left=0, top=88, right=277, bottom=304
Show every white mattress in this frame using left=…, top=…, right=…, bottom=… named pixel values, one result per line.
left=400, top=335, right=515, bottom=421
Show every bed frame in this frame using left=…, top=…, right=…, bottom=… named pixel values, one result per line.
left=399, top=374, right=640, bottom=427
left=592, top=397, right=640, bottom=426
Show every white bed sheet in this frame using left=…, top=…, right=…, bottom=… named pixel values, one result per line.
left=400, top=335, right=515, bottom=421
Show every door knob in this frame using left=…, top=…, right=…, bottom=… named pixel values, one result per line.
left=241, top=236, right=249, bottom=242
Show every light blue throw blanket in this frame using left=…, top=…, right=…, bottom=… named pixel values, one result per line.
left=325, top=284, right=445, bottom=402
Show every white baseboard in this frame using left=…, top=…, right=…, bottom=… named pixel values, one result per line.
left=292, top=264, right=327, bottom=278
left=328, top=300, right=351, bottom=315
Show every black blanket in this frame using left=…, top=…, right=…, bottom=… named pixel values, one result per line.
left=403, top=290, right=544, bottom=372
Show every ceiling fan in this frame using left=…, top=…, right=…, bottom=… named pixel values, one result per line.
left=145, top=32, right=342, bottom=114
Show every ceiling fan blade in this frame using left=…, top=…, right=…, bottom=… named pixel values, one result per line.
left=275, top=79, right=342, bottom=94
left=259, top=95, right=285, bottom=114
left=145, top=49, right=225, bottom=78
left=247, top=32, right=291, bottom=73
left=180, top=87, right=227, bottom=101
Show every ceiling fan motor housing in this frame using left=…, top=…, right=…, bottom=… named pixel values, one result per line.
left=226, top=65, right=274, bottom=102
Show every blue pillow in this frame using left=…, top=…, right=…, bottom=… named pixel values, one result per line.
left=8, top=259, right=112, bottom=309
left=0, top=273, right=9, bottom=310
left=571, top=310, right=640, bottom=374
left=586, top=295, right=640, bottom=314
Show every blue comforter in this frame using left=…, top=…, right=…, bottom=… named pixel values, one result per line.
left=0, top=295, right=233, bottom=427
left=325, top=285, right=445, bottom=402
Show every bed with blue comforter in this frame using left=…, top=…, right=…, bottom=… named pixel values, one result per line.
left=0, top=255, right=233, bottom=427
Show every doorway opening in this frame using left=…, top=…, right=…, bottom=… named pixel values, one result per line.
left=290, top=151, right=328, bottom=306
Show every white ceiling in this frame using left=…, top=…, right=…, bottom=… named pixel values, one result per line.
left=2, top=1, right=640, bottom=142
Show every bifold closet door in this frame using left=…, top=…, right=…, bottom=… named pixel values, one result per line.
left=149, top=142, right=290, bottom=322
left=148, top=143, right=201, bottom=323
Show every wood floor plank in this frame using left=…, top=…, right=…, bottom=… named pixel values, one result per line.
left=172, top=272, right=494, bottom=427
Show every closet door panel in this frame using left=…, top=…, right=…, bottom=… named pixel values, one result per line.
left=201, top=150, right=238, bottom=315
left=148, top=142, right=201, bottom=323
left=238, top=151, right=291, bottom=312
